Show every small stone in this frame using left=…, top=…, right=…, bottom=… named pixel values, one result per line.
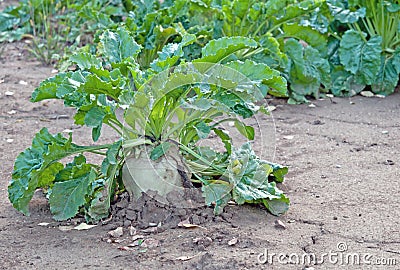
left=283, top=135, right=294, bottom=140
left=381, top=130, right=389, bottom=134
left=383, top=160, right=395, bottom=165
left=335, top=164, right=342, bottom=168
left=274, top=220, right=286, bottom=229
left=177, top=209, right=187, bottom=216
left=191, top=215, right=201, bottom=225
left=5, top=91, right=14, bottom=96
left=360, top=91, right=374, bottom=97
left=308, top=104, right=316, bottom=108
left=228, top=238, right=238, bottom=246
left=108, top=227, right=124, bottom=238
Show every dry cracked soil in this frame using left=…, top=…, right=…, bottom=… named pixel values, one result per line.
left=0, top=36, right=399, bottom=270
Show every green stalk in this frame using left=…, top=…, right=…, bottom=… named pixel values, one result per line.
left=178, top=143, right=225, bottom=174
left=122, top=138, right=153, bottom=149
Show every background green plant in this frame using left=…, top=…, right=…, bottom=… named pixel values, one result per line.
left=1, top=0, right=399, bottom=101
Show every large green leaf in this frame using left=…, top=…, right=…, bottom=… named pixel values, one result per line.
left=269, top=0, right=324, bottom=26
left=327, top=0, right=366, bottom=23
left=202, top=180, right=232, bottom=215
left=100, top=27, right=142, bottom=63
left=339, top=30, right=382, bottom=85
left=225, top=59, right=287, bottom=97
left=372, top=50, right=400, bottom=95
left=49, top=162, right=96, bottom=221
left=282, top=23, right=327, bottom=53
left=254, top=34, right=288, bottom=68
left=8, top=128, right=111, bottom=215
left=150, top=32, right=196, bottom=72
left=194, top=37, right=258, bottom=63
left=284, top=38, right=331, bottom=102
left=70, top=52, right=102, bottom=70
left=9, top=129, right=81, bottom=215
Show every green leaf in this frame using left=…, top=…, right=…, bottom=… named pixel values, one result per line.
left=80, top=73, right=122, bottom=101
left=86, top=140, right=122, bottom=222
left=100, top=27, right=142, bottom=63
left=266, top=162, right=289, bottom=183
left=194, top=121, right=211, bottom=139
left=255, top=34, right=288, bottom=69
left=262, top=195, right=290, bottom=216
left=9, top=129, right=82, bottom=215
left=339, top=30, right=382, bottom=85
left=282, top=23, right=327, bottom=53
left=330, top=66, right=365, bottom=96
left=213, top=128, right=232, bottom=154
left=234, top=121, right=255, bottom=140
left=84, top=107, right=107, bottom=128
left=8, top=128, right=110, bottom=216
left=372, top=50, right=400, bottom=95
left=269, top=0, right=324, bottom=26
left=150, top=32, right=196, bottom=72
left=194, top=37, right=258, bottom=64
left=70, top=52, right=102, bottom=70
left=49, top=168, right=96, bottom=221
left=228, top=143, right=289, bottom=216
left=327, top=0, right=366, bottom=23
left=225, top=59, right=287, bottom=97
left=150, top=142, right=172, bottom=160
left=284, top=38, right=331, bottom=102
left=202, top=180, right=232, bottom=215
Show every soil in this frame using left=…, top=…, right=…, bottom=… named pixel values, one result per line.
left=1, top=35, right=400, bottom=270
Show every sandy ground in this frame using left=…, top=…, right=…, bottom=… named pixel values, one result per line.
left=0, top=39, right=399, bottom=270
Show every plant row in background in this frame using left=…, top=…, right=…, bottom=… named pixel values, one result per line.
left=1, top=0, right=399, bottom=102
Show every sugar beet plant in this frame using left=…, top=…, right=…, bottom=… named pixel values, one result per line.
left=324, top=0, right=400, bottom=96
left=8, top=28, right=290, bottom=221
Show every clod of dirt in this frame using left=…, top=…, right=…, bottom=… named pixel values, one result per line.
left=141, top=238, right=159, bottom=248
left=110, top=188, right=212, bottom=231
left=193, top=236, right=212, bottom=247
